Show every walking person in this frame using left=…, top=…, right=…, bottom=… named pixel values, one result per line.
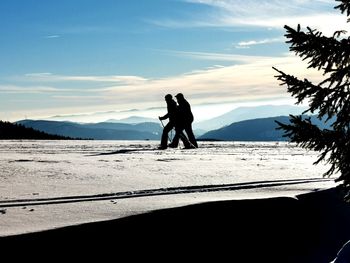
left=174, top=93, right=198, bottom=148
left=158, top=94, right=190, bottom=150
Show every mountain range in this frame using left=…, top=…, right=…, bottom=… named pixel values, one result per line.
left=199, top=115, right=333, bottom=141
left=105, top=116, right=159, bottom=124
left=194, top=105, right=307, bottom=131
left=109, top=105, right=308, bottom=135
left=17, top=120, right=162, bottom=140
left=13, top=105, right=331, bottom=141
left=0, top=121, right=73, bottom=140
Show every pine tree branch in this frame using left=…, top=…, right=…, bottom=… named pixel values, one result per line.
left=284, top=25, right=350, bottom=74
left=335, top=0, right=350, bottom=17
left=275, top=115, right=347, bottom=179
left=273, top=67, right=332, bottom=113
left=273, top=67, right=350, bottom=123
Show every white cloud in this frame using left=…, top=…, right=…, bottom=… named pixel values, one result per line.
left=236, top=37, right=284, bottom=48
left=24, top=73, right=147, bottom=85
left=98, top=53, right=324, bottom=107
left=166, top=50, right=271, bottom=62
left=4, top=52, right=325, bottom=121
left=0, top=85, right=62, bottom=94
left=25, top=73, right=53, bottom=77
left=161, top=0, right=349, bottom=35
left=44, top=35, right=61, bottom=39
left=224, top=13, right=348, bottom=35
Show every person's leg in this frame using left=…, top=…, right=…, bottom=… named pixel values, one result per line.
left=170, top=124, right=187, bottom=147
left=169, top=131, right=180, bottom=147
left=179, top=131, right=191, bottom=148
left=160, top=122, right=174, bottom=148
left=185, top=124, right=198, bottom=148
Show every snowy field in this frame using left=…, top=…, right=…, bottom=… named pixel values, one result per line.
left=0, top=140, right=337, bottom=236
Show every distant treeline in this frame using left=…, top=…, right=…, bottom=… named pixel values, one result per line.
left=0, top=121, right=75, bottom=140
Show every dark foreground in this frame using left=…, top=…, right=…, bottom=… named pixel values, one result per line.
left=2, top=188, right=350, bottom=262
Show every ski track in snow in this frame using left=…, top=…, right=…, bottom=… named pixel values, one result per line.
left=0, top=177, right=333, bottom=208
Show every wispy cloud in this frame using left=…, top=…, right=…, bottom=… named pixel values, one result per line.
left=13, top=52, right=324, bottom=104
left=224, top=14, right=347, bottom=35
left=44, top=35, right=61, bottom=39
left=98, top=53, right=323, bottom=107
left=24, top=73, right=147, bottom=85
left=145, top=18, right=219, bottom=28
left=4, top=52, right=324, bottom=120
left=154, top=0, right=347, bottom=35
left=184, top=0, right=332, bottom=15
left=52, top=95, right=105, bottom=100
left=236, top=37, right=284, bottom=48
left=0, top=85, right=63, bottom=94
left=164, top=50, right=271, bottom=62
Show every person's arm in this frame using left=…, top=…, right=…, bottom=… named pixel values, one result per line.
left=159, top=113, right=169, bottom=120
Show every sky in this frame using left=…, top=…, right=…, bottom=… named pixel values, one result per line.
left=0, top=0, right=348, bottom=122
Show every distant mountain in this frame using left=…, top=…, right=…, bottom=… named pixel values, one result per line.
left=0, top=121, right=73, bottom=140
left=194, top=105, right=307, bottom=131
left=105, top=116, right=158, bottom=124
left=45, top=108, right=165, bottom=123
left=16, top=120, right=162, bottom=140
left=106, top=117, right=210, bottom=137
left=193, top=128, right=207, bottom=137
left=81, top=122, right=162, bottom=134
left=199, top=115, right=333, bottom=141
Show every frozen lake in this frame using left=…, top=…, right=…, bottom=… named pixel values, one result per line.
left=0, top=140, right=337, bottom=236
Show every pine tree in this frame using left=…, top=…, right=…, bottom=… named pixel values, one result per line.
left=273, top=0, right=350, bottom=199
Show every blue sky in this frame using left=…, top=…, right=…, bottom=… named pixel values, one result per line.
left=0, top=0, right=347, bottom=122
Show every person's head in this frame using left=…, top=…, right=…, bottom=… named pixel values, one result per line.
left=164, top=94, right=173, bottom=102
left=175, top=93, right=184, bottom=102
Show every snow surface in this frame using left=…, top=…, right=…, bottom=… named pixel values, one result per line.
left=0, top=140, right=337, bottom=236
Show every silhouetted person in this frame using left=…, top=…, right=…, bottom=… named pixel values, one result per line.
left=171, top=93, right=198, bottom=148
left=158, top=94, right=191, bottom=149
